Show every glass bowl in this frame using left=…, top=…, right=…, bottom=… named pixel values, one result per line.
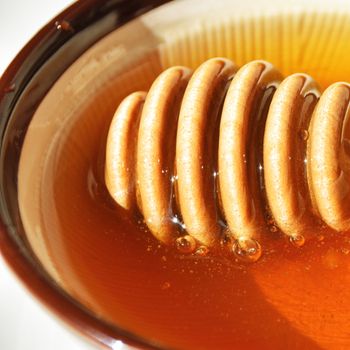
left=1, top=0, right=350, bottom=349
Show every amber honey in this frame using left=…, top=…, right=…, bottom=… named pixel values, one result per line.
left=37, top=117, right=350, bottom=350
left=17, top=1, right=350, bottom=349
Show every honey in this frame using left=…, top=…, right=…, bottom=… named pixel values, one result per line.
left=17, top=1, right=350, bottom=348
left=25, top=64, right=350, bottom=349
left=35, top=127, right=350, bottom=349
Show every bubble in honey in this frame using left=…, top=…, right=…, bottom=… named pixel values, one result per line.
left=322, top=248, right=340, bottom=269
left=317, top=234, right=325, bottom=242
left=175, top=235, right=196, bottom=253
left=195, top=245, right=209, bottom=256
left=269, top=225, right=278, bottom=233
left=161, top=282, right=171, bottom=290
left=289, top=234, right=305, bottom=247
left=232, top=237, right=262, bottom=262
left=341, top=247, right=350, bottom=255
left=299, top=129, right=309, bottom=141
left=220, top=230, right=233, bottom=247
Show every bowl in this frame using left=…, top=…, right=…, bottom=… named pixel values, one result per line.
left=2, top=0, right=350, bottom=349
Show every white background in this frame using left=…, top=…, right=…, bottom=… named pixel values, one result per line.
left=0, top=1, right=98, bottom=349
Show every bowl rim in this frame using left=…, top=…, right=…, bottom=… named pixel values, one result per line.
left=0, top=0, right=170, bottom=349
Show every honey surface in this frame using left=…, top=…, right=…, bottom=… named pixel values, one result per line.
left=37, top=115, right=350, bottom=350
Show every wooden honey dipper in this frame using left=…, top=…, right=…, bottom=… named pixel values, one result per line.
left=105, top=58, right=350, bottom=262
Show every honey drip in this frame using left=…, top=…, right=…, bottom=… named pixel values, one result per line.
left=105, top=58, right=350, bottom=260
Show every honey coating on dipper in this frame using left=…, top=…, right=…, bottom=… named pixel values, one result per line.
left=106, top=57, right=350, bottom=261
left=264, top=74, right=320, bottom=239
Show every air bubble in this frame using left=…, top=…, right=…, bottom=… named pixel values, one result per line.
left=317, top=234, right=325, bottom=242
left=175, top=235, right=196, bottom=253
left=232, top=237, right=262, bottom=262
left=289, top=234, right=305, bottom=247
left=341, top=247, right=350, bottom=255
left=195, top=245, right=209, bottom=256
left=220, top=232, right=233, bottom=247
left=171, top=175, right=178, bottom=183
left=269, top=225, right=278, bottom=233
left=161, top=282, right=171, bottom=290
left=299, top=129, right=309, bottom=141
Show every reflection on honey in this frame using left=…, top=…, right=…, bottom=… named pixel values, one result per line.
left=18, top=1, right=350, bottom=349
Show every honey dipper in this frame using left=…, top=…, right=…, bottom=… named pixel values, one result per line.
left=105, top=58, right=350, bottom=262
